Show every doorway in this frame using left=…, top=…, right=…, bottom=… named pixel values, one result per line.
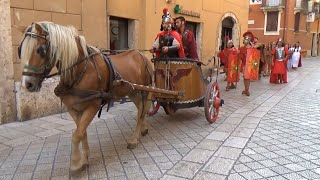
left=220, top=17, right=234, bottom=51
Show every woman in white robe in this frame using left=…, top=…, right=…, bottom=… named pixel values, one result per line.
left=291, top=42, right=301, bottom=69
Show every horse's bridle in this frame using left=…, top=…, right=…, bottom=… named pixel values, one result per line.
left=19, top=24, right=55, bottom=81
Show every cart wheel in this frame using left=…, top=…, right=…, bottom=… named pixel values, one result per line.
left=147, top=101, right=160, bottom=116
left=204, top=82, right=222, bottom=123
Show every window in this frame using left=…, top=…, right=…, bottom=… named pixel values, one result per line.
left=266, top=11, right=279, bottom=32
left=109, top=17, right=128, bottom=50
left=268, top=0, right=281, bottom=6
left=294, top=12, right=300, bottom=32
left=186, top=21, right=197, bottom=40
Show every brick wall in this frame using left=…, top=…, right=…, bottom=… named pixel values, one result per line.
left=248, top=1, right=319, bottom=55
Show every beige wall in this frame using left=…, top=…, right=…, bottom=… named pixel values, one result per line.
left=107, top=0, right=249, bottom=62
left=11, top=0, right=249, bottom=79
left=11, top=0, right=107, bottom=80
left=0, top=0, right=16, bottom=124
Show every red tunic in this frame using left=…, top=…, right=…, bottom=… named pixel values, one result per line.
left=239, top=46, right=248, bottom=73
left=180, top=29, right=198, bottom=60
left=218, top=47, right=238, bottom=73
left=270, top=46, right=288, bottom=83
left=154, top=31, right=185, bottom=58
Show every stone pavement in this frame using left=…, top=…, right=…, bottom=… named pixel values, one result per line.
left=0, top=57, right=320, bottom=180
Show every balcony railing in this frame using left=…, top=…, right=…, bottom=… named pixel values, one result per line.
left=261, top=0, right=285, bottom=11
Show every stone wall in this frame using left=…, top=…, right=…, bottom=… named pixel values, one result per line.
left=9, top=0, right=107, bottom=122
left=0, top=0, right=16, bottom=124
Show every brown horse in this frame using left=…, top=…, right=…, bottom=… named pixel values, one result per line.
left=19, top=21, right=153, bottom=173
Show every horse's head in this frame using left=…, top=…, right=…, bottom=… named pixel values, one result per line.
left=19, top=22, right=52, bottom=92
left=19, top=22, right=81, bottom=92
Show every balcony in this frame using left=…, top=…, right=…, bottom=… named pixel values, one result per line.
left=261, top=0, right=285, bottom=11
left=294, top=0, right=308, bottom=15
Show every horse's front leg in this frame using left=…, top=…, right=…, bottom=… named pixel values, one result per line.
left=81, top=131, right=89, bottom=166
left=70, top=102, right=100, bottom=174
left=68, top=109, right=81, bottom=171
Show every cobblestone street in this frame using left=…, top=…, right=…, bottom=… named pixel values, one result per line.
left=0, top=57, right=320, bottom=180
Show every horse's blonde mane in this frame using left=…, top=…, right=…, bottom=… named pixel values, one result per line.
left=21, top=21, right=88, bottom=78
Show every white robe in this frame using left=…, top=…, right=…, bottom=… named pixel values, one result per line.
left=288, top=47, right=294, bottom=69
left=292, top=47, right=301, bottom=68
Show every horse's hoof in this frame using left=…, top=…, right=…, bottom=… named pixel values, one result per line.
left=141, top=129, right=148, bottom=136
left=127, top=143, right=137, bottom=149
left=70, top=164, right=87, bottom=175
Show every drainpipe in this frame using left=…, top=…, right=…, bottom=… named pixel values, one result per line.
left=282, top=0, right=287, bottom=41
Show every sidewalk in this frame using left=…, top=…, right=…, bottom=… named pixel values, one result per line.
left=0, top=57, right=319, bottom=180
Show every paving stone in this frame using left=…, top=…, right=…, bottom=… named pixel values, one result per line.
left=284, top=163, right=307, bottom=171
left=233, top=163, right=251, bottom=173
left=282, top=172, right=306, bottom=180
left=239, top=171, right=263, bottom=179
left=196, top=140, right=222, bottom=151
left=255, top=168, right=278, bottom=177
left=183, top=149, right=214, bottom=164
left=245, top=161, right=265, bottom=170
left=223, top=137, right=248, bottom=148
left=206, top=131, right=230, bottom=141
left=167, top=161, right=202, bottom=179
left=258, top=159, right=279, bottom=168
left=204, top=157, right=235, bottom=175
left=214, top=146, right=242, bottom=160
left=227, top=173, right=246, bottom=180
left=194, top=171, right=226, bottom=180
left=145, top=170, right=162, bottom=180
left=298, top=170, right=320, bottom=179
left=160, top=175, right=187, bottom=180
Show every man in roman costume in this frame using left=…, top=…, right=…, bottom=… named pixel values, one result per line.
left=240, top=31, right=258, bottom=96
left=175, top=16, right=199, bottom=60
left=151, top=8, right=185, bottom=58
left=270, top=38, right=288, bottom=84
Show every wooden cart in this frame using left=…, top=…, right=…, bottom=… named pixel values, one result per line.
left=147, top=57, right=224, bottom=123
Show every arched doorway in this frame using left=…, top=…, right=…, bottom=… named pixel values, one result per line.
left=221, top=17, right=234, bottom=51
left=215, top=12, right=240, bottom=55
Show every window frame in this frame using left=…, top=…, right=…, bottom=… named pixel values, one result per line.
left=264, top=10, right=282, bottom=35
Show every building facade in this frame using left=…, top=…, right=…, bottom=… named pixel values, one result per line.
left=249, top=0, right=320, bottom=56
left=0, top=0, right=249, bottom=123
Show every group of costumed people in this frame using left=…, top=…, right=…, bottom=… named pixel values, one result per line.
left=218, top=31, right=300, bottom=96
left=150, top=8, right=301, bottom=97
left=151, top=8, right=198, bottom=60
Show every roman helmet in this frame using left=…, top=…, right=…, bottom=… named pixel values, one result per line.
left=242, top=31, right=254, bottom=45
left=160, top=8, right=174, bottom=31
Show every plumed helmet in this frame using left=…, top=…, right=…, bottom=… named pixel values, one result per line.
left=243, top=31, right=255, bottom=43
left=161, top=8, right=174, bottom=30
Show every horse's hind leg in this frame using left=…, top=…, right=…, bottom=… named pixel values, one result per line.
left=141, top=93, right=152, bottom=136
left=70, top=103, right=99, bottom=173
left=127, top=92, right=151, bottom=149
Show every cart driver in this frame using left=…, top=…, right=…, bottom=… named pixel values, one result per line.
left=151, top=8, right=185, bottom=58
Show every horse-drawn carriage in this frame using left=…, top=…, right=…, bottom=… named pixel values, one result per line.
left=19, top=22, right=224, bottom=173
